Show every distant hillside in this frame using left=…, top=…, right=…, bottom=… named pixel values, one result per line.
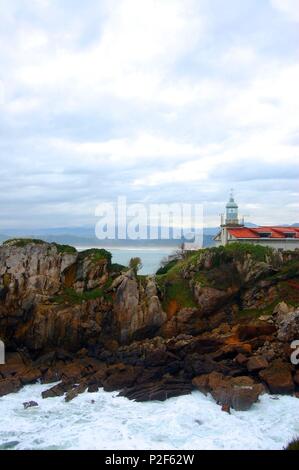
left=0, top=233, right=215, bottom=248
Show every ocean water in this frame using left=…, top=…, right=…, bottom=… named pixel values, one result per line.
left=0, top=383, right=298, bottom=450
left=76, top=247, right=175, bottom=275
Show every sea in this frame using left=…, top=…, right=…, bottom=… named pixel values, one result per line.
left=75, top=246, right=175, bottom=275
left=0, top=383, right=298, bottom=450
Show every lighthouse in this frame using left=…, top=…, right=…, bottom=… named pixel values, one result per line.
left=214, top=191, right=299, bottom=250
left=218, top=191, right=244, bottom=245
left=223, top=190, right=243, bottom=227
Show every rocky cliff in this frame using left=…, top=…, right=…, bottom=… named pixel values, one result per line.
left=0, top=239, right=298, bottom=411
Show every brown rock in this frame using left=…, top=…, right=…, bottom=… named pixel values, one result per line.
left=19, top=368, right=42, bottom=385
left=259, top=360, right=294, bottom=394
left=192, top=372, right=225, bottom=395
left=211, top=376, right=264, bottom=411
left=41, top=367, right=62, bottom=384
left=192, top=375, right=209, bottom=395
left=87, top=383, right=99, bottom=393
left=193, top=372, right=264, bottom=411
left=103, top=364, right=141, bottom=392
left=294, top=371, right=299, bottom=386
left=247, top=356, right=269, bottom=372
left=235, top=353, right=248, bottom=366
left=0, top=378, right=22, bottom=397
left=65, top=383, right=87, bottom=402
left=120, top=377, right=193, bottom=402
left=221, top=404, right=231, bottom=414
left=237, top=322, right=276, bottom=341
left=42, top=381, right=73, bottom=399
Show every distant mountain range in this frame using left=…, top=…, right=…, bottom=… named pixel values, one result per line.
left=1, top=223, right=298, bottom=249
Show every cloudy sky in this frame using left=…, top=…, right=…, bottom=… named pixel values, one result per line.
left=0, top=0, right=299, bottom=230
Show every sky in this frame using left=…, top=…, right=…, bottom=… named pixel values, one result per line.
left=0, top=0, right=299, bottom=230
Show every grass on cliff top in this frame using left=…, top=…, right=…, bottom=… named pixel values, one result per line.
left=78, top=248, right=112, bottom=265
left=51, top=286, right=111, bottom=305
left=186, top=243, right=274, bottom=267
left=51, top=243, right=77, bottom=255
left=3, top=238, right=47, bottom=247
left=155, top=243, right=275, bottom=278
left=2, top=238, right=78, bottom=255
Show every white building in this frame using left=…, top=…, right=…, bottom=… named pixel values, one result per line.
left=214, top=192, right=299, bottom=251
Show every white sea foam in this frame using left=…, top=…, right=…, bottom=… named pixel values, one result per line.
left=0, top=383, right=298, bottom=450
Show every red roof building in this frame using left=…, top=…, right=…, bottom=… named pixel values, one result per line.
left=214, top=193, right=299, bottom=250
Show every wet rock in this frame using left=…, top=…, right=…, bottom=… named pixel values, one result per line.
left=65, top=383, right=87, bottom=402
left=120, top=376, right=192, bottom=402
left=19, top=368, right=42, bottom=385
left=221, top=404, right=231, bottom=414
left=259, top=360, right=294, bottom=394
left=41, top=367, right=62, bottom=384
left=42, top=381, right=73, bottom=399
left=0, top=378, right=22, bottom=397
left=103, top=364, right=141, bottom=392
left=193, top=372, right=264, bottom=411
left=192, top=371, right=224, bottom=395
left=23, top=401, right=39, bottom=409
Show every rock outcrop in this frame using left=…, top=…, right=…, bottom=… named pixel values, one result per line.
left=0, top=240, right=298, bottom=410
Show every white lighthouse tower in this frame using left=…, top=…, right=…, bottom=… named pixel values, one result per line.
left=218, top=190, right=244, bottom=245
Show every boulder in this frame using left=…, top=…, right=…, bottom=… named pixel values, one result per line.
left=247, top=356, right=269, bottom=372
left=259, top=360, right=294, bottom=394
left=0, top=378, right=22, bottom=397
left=42, top=381, right=73, bottom=399
left=19, top=368, right=42, bottom=385
left=211, top=376, right=265, bottom=411
left=192, top=371, right=224, bottom=395
left=193, top=372, right=264, bottom=411
left=235, top=353, right=248, bottom=366
left=273, top=302, right=294, bottom=322
left=23, top=401, right=39, bottom=409
left=65, top=383, right=87, bottom=402
left=276, top=308, right=299, bottom=343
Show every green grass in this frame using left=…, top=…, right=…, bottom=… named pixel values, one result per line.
left=110, top=263, right=127, bottom=273
left=156, top=258, right=179, bottom=275
left=223, top=242, right=274, bottom=262
left=2, top=238, right=78, bottom=255
left=3, top=238, right=47, bottom=247
left=52, top=243, right=77, bottom=255
left=238, top=301, right=279, bottom=319
left=163, top=279, right=197, bottom=310
left=51, top=287, right=106, bottom=305
left=79, top=248, right=112, bottom=265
